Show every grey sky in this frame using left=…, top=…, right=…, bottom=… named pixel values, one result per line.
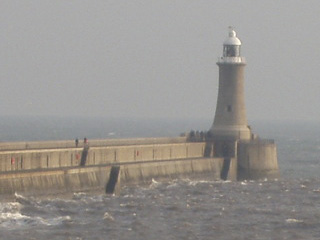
left=1, top=1, right=320, bottom=122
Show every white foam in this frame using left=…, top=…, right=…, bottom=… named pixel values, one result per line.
left=0, top=196, right=72, bottom=229
left=0, top=212, right=72, bottom=228
left=0, top=212, right=28, bottom=221
left=286, top=218, right=303, bottom=223
left=41, top=215, right=72, bottom=226
left=72, top=192, right=87, bottom=200
left=222, top=180, right=232, bottom=183
left=0, top=201, right=25, bottom=227
left=0, top=202, right=21, bottom=213
left=14, top=192, right=34, bottom=205
left=123, top=194, right=134, bottom=198
left=149, top=178, right=162, bottom=189
left=187, top=179, right=213, bottom=186
left=103, top=212, right=115, bottom=221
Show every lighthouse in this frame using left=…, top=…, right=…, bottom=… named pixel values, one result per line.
left=210, top=27, right=251, bottom=141
left=207, top=27, right=279, bottom=180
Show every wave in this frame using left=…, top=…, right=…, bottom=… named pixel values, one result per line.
left=14, top=192, right=34, bottom=206
left=286, top=218, right=304, bottom=223
left=0, top=194, right=73, bottom=229
left=103, top=212, right=115, bottom=221
left=148, top=178, right=162, bottom=189
left=0, top=210, right=72, bottom=229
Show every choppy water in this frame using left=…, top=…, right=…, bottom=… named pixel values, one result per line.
left=1, top=119, right=320, bottom=239
left=1, top=178, right=320, bottom=240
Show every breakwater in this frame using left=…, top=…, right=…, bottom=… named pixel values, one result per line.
left=0, top=137, right=234, bottom=195
left=0, top=137, right=277, bottom=196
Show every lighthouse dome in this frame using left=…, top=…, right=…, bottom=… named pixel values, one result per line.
left=218, top=27, right=245, bottom=63
left=223, top=29, right=241, bottom=46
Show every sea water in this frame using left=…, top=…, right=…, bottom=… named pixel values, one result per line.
left=0, top=119, right=320, bottom=240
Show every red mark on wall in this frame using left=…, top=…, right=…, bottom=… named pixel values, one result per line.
left=11, top=157, right=15, bottom=165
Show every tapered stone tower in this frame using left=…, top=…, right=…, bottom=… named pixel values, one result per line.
left=210, top=27, right=251, bottom=140
left=208, top=27, right=279, bottom=180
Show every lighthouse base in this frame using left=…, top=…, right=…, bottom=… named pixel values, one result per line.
left=209, top=136, right=279, bottom=180
left=237, top=139, right=279, bottom=180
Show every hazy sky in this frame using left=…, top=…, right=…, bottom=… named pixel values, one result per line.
left=1, top=1, right=320, bottom=122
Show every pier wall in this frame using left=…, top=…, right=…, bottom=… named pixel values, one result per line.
left=0, top=157, right=226, bottom=195
left=0, top=139, right=229, bottom=195
left=0, top=166, right=111, bottom=195
left=0, top=137, right=278, bottom=195
left=0, top=141, right=205, bottom=172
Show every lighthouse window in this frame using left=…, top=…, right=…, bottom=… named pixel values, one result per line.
left=224, top=46, right=240, bottom=57
left=227, top=105, right=232, bottom=112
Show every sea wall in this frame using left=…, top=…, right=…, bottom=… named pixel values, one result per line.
left=0, top=139, right=230, bottom=195
left=0, top=157, right=227, bottom=195
left=0, top=166, right=111, bottom=195
left=0, top=142, right=205, bottom=172
left=119, top=157, right=227, bottom=184
left=1, top=136, right=276, bottom=196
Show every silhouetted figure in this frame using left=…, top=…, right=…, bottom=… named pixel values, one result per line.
left=189, top=130, right=195, bottom=141
left=75, top=138, right=79, bottom=147
left=80, top=137, right=89, bottom=166
left=200, top=131, right=204, bottom=141
left=222, top=144, right=229, bottom=157
left=205, top=131, right=212, bottom=141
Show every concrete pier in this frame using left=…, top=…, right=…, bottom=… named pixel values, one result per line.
left=0, top=138, right=228, bottom=195
left=0, top=134, right=277, bottom=196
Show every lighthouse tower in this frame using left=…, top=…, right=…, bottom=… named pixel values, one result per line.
left=207, top=27, right=279, bottom=180
left=210, top=27, right=251, bottom=141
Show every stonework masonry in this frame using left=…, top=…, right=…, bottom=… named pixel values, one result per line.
left=0, top=138, right=225, bottom=195
left=0, top=136, right=276, bottom=196
left=209, top=28, right=279, bottom=180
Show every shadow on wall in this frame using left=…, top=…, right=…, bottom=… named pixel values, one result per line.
left=106, top=166, right=120, bottom=194
left=80, top=145, right=90, bottom=166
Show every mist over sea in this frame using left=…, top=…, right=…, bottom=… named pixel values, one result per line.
left=0, top=116, right=213, bottom=141
left=1, top=117, right=320, bottom=239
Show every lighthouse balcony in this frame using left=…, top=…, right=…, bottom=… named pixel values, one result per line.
left=217, top=56, right=246, bottom=64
